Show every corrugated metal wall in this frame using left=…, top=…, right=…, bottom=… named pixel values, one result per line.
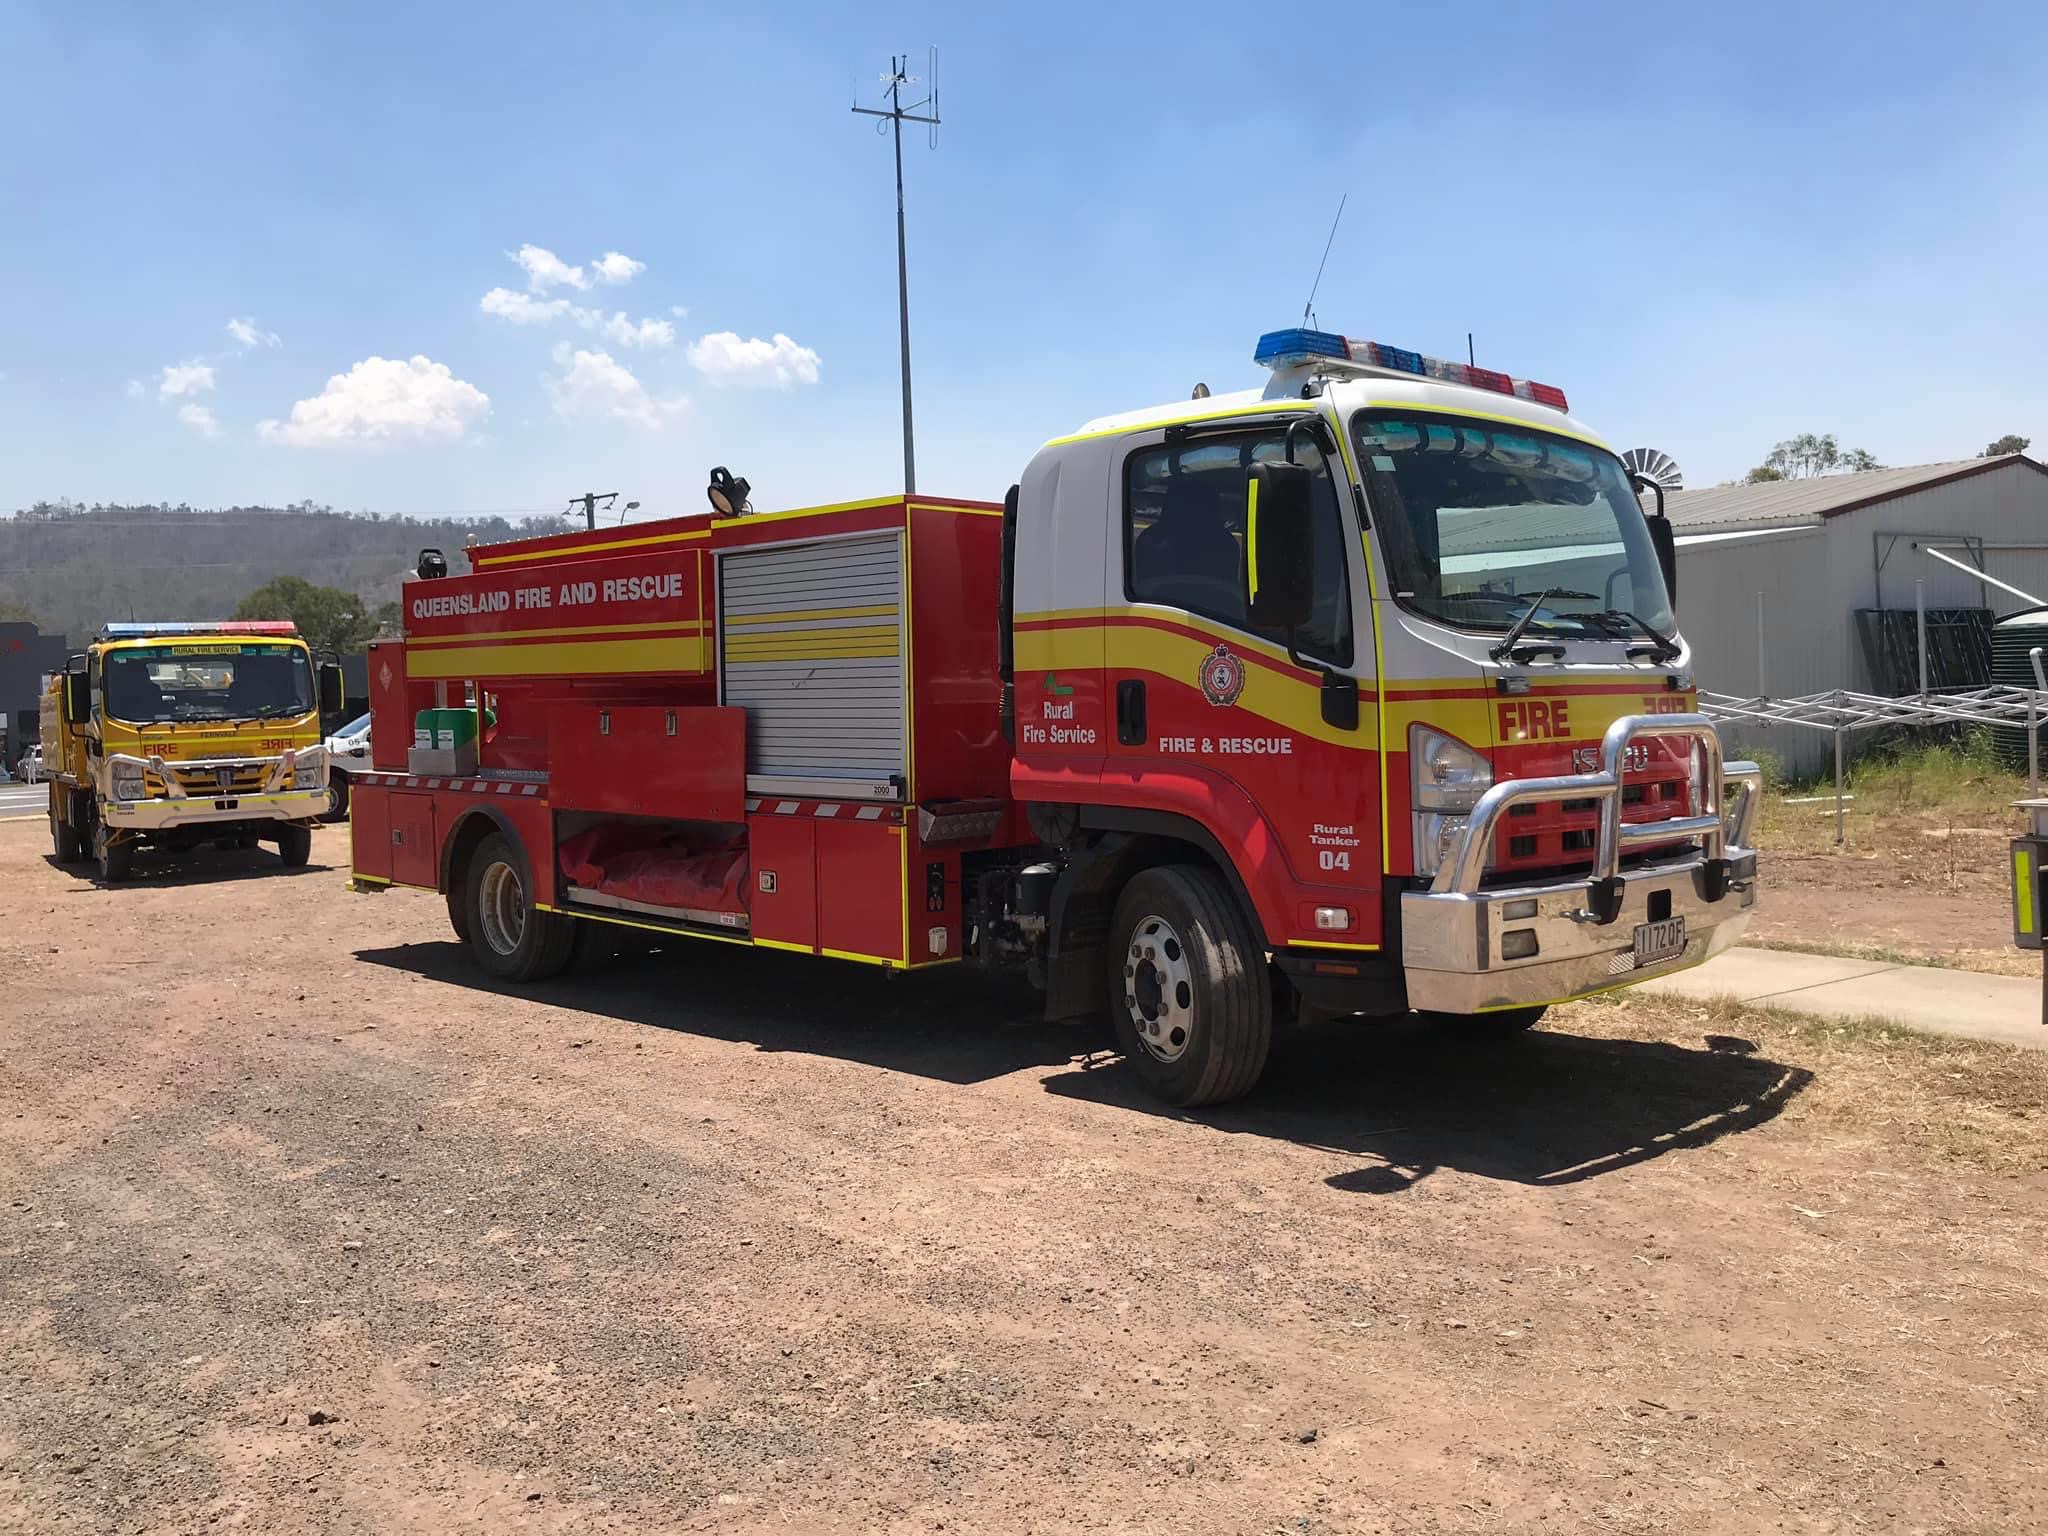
left=1676, top=463, right=2048, bottom=775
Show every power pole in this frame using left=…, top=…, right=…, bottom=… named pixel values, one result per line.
left=853, top=51, right=939, bottom=496
left=567, top=490, right=620, bottom=531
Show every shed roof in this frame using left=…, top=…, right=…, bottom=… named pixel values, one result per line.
left=1659, top=454, right=2047, bottom=532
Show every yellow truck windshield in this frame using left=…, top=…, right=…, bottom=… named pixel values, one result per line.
left=103, top=644, right=314, bottom=724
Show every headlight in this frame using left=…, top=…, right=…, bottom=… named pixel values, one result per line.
left=293, top=753, right=324, bottom=789
left=1412, top=812, right=1471, bottom=878
left=109, top=763, right=146, bottom=801
left=1411, top=725, right=1492, bottom=811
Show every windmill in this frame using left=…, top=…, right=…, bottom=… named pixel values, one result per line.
left=1620, top=447, right=1683, bottom=492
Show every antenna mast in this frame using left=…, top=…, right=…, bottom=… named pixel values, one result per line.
left=852, top=49, right=940, bottom=496
left=1301, top=193, right=1347, bottom=328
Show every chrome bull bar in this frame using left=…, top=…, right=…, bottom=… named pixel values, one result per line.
left=1430, top=713, right=1761, bottom=920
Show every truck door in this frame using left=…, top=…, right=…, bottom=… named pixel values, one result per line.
left=1109, top=420, right=1380, bottom=940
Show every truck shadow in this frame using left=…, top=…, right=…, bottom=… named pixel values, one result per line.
left=353, top=937, right=1094, bottom=1087
left=1044, top=1014, right=1812, bottom=1190
left=40, top=847, right=338, bottom=888
left=355, top=937, right=1809, bottom=1187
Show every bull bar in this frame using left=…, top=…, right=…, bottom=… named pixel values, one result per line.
left=96, top=749, right=329, bottom=832
left=1401, top=713, right=1762, bottom=1015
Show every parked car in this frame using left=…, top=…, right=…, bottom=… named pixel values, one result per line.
left=17, top=745, right=42, bottom=785
left=320, top=713, right=371, bottom=820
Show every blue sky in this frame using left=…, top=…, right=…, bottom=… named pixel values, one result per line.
left=3, top=1, right=2046, bottom=521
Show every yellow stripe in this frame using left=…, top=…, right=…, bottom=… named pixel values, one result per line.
left=725, top=603, right=896, bottom=627
left=713, top=494, right=902, bottom=530
left=537, top=902, right=755, bottom=946
left=409, top=619, right=708, bottom=647
left=821, top=946, right=902, bottom=969
left=908, top=502, right=1003, bottom=517
left=1290, top=938, right=1382, bottom=952
left=1361, top=400, right=1612, bottom=452
left=2018, top=848, right=2036, bottom=937
left=1245, top=477, right=1261, bottom=602
left=408, top=636, right=711, bottom=679
left=754, top=936, right=817, bottom=955
left=351, top=874, right=392, bottom=886
left=903, top=537, right=916, bottom=801
left=896, top=824, right=910, bottom=963
left=473, top=527, right=710, bottom=567
left=1042, top=400, right=1315, bottom=448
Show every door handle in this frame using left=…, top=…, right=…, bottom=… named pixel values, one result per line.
left=1116, top=679, right=1147, bottom=746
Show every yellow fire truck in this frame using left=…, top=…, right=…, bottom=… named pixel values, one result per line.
left=41, top=621, right=342, bottom=881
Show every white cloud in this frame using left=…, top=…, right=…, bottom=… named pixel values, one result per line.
left=226, top=316, right=281, bottom=349
left=669, top=304, right=688, bottom=318
left=685, top=331, right=822, bottom=389
left=480, top=287, right=571, bottom=325
left=158, top=360, right=216, bottom=399
left=585, top=309, right=674, bottom=349
left=257, top=355, right=490, bottom=446
left=546, top=348, right=688, bottom=432
left=513, top=243, right=588, bottom=292
left=592, top=251, right=645, bottom=285
left=126, top=379, right=145, bottom=401
left=177, top=403, right=220, bottom=438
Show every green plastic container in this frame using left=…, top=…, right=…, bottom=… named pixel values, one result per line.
left=413, top=707, right=480, bottom=752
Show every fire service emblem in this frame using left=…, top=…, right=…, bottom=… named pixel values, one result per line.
left=1199, top=643, right=1247, bottom=708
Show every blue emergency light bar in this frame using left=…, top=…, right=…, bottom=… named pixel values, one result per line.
left=1252, top=327, right=1568, bottom=412
left=98, top=621, right=301, bottom=640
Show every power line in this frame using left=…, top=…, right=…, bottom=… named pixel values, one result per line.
left=852, top=48, right=940, bottom=496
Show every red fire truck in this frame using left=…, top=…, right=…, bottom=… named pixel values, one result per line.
left=351, top=327, right=1761, bottom=1106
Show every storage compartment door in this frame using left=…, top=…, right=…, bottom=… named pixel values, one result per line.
left=720, top=532, right=904, bottom=796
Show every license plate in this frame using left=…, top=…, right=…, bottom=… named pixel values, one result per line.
left=1633, top=916, right=1687, bottom=966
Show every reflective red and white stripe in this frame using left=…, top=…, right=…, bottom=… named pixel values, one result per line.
left=743, top=798, right=901, bottom=822
left=358, top=773, right=542, bottom=797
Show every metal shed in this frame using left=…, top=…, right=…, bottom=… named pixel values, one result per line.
left=1664, top=454, right=2048, bottom=774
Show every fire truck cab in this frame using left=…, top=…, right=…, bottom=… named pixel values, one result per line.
left=350, top=326, right=1760, bottom=1107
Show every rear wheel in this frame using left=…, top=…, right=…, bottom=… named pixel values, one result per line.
left=1421, top=1005, right=1548, bottom=1037
left=95, top=824, right=133, bottom=883
left=274, top=824, right=313, bottom=867
left=463, top=832, right=574, bottom=982
left=1108, top=865, right=1273, bottom=1108
left=50, top=796, right=82, bottom=863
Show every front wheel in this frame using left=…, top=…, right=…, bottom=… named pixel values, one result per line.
left=96, top=825, right=134, bottom=883
left=320, top=777, right=350, bottom=823
left=274, top=824, right=313, bottom=867
left=1421, top=1005, right=1548, bottom=1038
left=1108, top=865, right=1273, bottom=1108
left=462, top=832, right=574, bottom=982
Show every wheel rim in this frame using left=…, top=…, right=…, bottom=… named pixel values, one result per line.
left=1123, top=914, right=1195, bottom=1063
left=325, top=784, right=342, bottom=815
left=477, top=860, right=527, bottom=956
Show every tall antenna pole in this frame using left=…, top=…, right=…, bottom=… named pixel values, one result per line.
left=853, top=52, right=939, bottom=496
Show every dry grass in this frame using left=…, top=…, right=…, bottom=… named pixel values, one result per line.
left=1757, top=731, right=2030, bottom=859
left=1574, top=987, right=2048, bottom=1177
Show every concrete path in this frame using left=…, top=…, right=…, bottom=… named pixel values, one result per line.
left=1637, top=946, right=2048, bottom=1050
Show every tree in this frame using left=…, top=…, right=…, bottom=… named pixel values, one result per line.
left=0, top=598, right=40, bottom=625
left=1983, top=434, right=2031, bottom=458
left=234, top=575, right=377, bottom=655
left=1748, top=432, right=1883, bottom=481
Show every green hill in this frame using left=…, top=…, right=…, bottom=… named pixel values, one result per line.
left=0, top=500, right=572, bottom=639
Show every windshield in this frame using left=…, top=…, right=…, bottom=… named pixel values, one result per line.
left=1352, top=413, right=1674, bottom=639
left=336, top=712, right=371, bottom=738
left=103, top=643, right=314, bottom=724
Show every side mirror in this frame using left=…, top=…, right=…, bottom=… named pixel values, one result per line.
left=319, top=663, right=345, bottom=717
left=64, top=656, right=90, bottom=725
left=1631, top=471, right=1679, bottom=609
left=1245, top=462, right=1316, bottom=632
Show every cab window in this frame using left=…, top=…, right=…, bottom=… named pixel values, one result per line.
left=1123, top=427, right=1353, bottom=664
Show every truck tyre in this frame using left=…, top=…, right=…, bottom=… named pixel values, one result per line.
left=321, top=777, right=350, bottom=822
left=51, top=802, right=82, bottom=863
left=1421, top=1005, right=1547, bottom=1037
left=275, top=824, right=313, bottom=867
left=1108, top=864, right=1273, bottom=1108
left=95, top=825, right=133, bottom=883
left=463, top=831, right=574, bottom=982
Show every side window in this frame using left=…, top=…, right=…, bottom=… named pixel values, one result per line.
left=1124, top=429, right=1353, bottom=665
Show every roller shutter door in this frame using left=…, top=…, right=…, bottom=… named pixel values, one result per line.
left=719, top=532, right=905, bottom=793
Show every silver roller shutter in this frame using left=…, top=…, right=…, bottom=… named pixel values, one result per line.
left=719, top=532, right=905, bottom=795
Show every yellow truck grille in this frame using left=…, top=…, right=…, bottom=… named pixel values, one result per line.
left=156, top=762, right=272, bottom=796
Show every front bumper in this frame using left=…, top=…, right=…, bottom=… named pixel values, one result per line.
left=1401, top=713, right=1762, bottom=1014
left=102, top=788, right=330, bottom=831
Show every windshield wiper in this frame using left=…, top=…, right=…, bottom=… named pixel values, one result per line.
left=1490, top=588, right=1567, bottom=663
left=1586, top=609, right=1680, bottom=662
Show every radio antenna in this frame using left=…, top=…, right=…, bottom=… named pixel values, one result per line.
left=1301, top=193, right=1347, bottom=328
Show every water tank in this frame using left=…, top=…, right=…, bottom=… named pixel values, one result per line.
left=1990, top=607, right=2048, bottom=768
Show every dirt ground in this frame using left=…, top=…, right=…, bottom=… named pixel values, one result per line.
left=3, top=815, right=2047, bottom=1535
left=1748, top=796, right=2030, bottom=974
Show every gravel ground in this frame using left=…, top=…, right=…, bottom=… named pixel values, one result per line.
left=2, top=815, right=2045, bottom=1534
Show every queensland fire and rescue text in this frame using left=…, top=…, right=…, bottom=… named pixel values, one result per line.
left=349, top=324, right=1760, bottom=1112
